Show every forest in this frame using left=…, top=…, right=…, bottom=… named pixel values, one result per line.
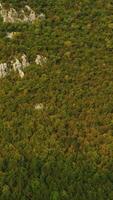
left=0, top=0, right=113, bottom=199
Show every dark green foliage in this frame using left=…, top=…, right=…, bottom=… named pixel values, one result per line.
left=0, top=0, right=113, bottom=199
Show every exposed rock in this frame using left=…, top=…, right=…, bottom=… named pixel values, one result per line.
left=0, top=3, right=45, bottom=23
left=0, top=63, right=7, bottom=78
left=35, top=103, right=44, bottom=110
left=21, top=54, right=30, bottom=68
left=25, top=5, right=36, bottom=22
left=7, top=32, right=14, bottom=39
left=20, top=10, right=28, bottom=22
left=0, top=3, right=8, bottom=22
left=0, top=54, right=47, bottom=79
left=25, top=5, right=31, bottom=11
left=12, top=58, right=22, bottom=72
left=6, top=32, right=17, bottom=39
left=35, top=55, right=47, bottom=66
left=38, top=13, right=45, bottom=20
left=18, top=69, right=24, bottom=78
left=12, top=54, right=29, bottom=70
left=29, top=11, right=36, bottom=22
left=7, top=8, right=18, bottom=23
left=11, top=55, right=29, bottom=78
left=0, top=4, right=18, bottom=23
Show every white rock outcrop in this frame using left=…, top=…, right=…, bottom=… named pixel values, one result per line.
left=35, top=103, right=44, bottom=110
left=0, top=4, right=18, bottom=23
left=35, top=55, right=47, bottom=66
left=7, top=32, right=15, bottom=39
left=0, top=3, right=45, bottom=23
left=6, top=32, right=20, bottom=39
left=0, top=63, right=7, bottom=78
left=38, top=13, right=45, bottom=20
left=18, top=69, right=25, bottom=78
left=0, top=54, right=47, bottom=79
left=25, top=5, right=36, bottom=22
left=11, top=54, right=29, bottom=78
left=7, top=8, right=18, bottom=23
left=12, top=58, right=22, bottom=72
left=21, top=54, right=30, bottom=68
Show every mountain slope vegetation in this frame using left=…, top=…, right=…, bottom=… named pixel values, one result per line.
left=0, top=0, right=113, bottom=199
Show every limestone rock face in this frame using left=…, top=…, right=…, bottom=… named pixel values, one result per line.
left=25, top=5, right=36, bottom=22
left=12, top=58, right=22, bottom=72
left=6, top=32, right=20, bottom=39
left=0, top=63, right=7, bottom=78
left=35, top=103, right=44, bottom=110
left=11, top=54, right=29, bottom=78
left=0, top=3, right=45, bottom=23
left=0, top=54, right=47, bottom=79
left=7, top=32, right=15, bottom=39
left=18, top=69, right=25, bottom=78
left=7, top=8, right=18, bottom=23
left=38, top=13, right=45, bottom=20
left=21, top=54, right=30, bottom=68
left=35, top=55, right=47, bottom=66
left=0, top=4, right=18, bottom=23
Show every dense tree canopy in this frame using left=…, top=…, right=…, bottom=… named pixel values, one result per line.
left=0, top=0, right=113, bottom=199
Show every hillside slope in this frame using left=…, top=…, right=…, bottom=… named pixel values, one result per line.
left=0, top=0, right=113, bottom=199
